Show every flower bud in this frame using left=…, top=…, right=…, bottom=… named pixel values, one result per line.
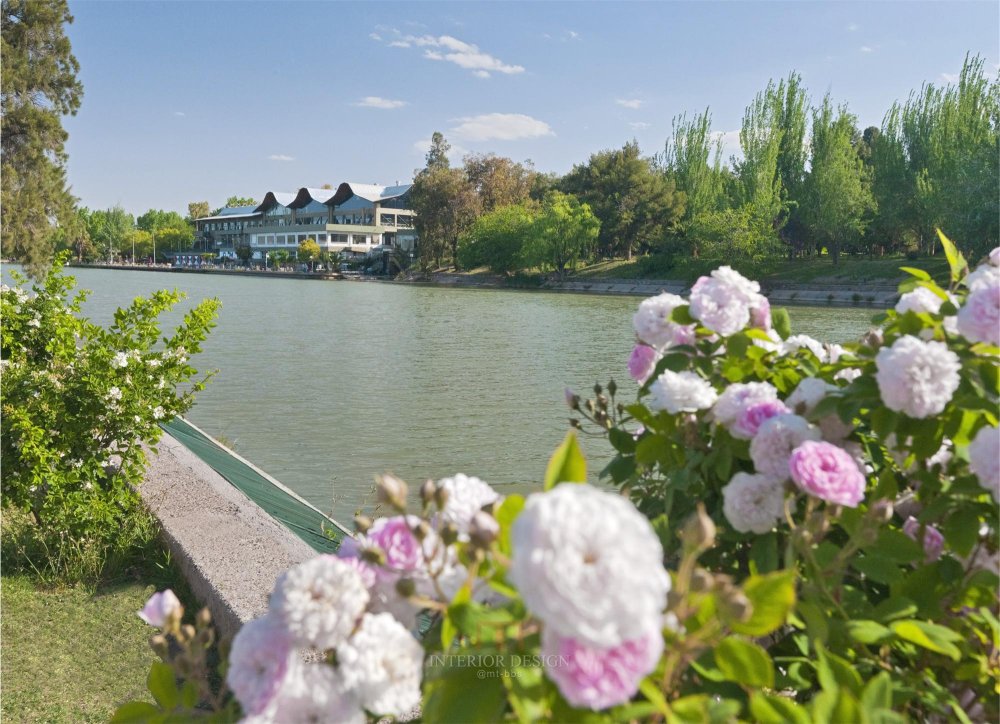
left=420, top=479, right=437, bottom=507
left=395, top=577, right=416, bottom=598
left=353, top=514, right=372, bottom=534
left=440, top=522, right=459, bottom=546
left=869, top=499, right=894, bottom=524
left=411, top=520, right=432, bottom=542
left=607, top=379, right=617, bottom=397
left=376, top=473, right=408, bottom=511
left=434, top=484, right=450, bottom=510
left=180, top=624, right=196, bottom=642
left=149, top=633, right=169, bottom=659
left=469, top=511, right=500, bottom=548
left=565, top=388, right=580, bottom=411
left=196, top=607, right=212, bottom=628
left=593, top=383, right=602, bottom=395
left=690, top=568, right=713, bottom=593
left=361, top=546, right=386, bottom=567
left=862, top=327, right=884, bottom=349
left=680, top=503, right=716, bottom=553
left=720, top=590, right=753, bottom=622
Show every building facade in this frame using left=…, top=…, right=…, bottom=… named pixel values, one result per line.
left=194, top=183, right=416, bottom=261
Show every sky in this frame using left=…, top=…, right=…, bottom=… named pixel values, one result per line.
left=62, top=1, right=999, bottom=216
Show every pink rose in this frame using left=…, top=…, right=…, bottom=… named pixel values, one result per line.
left=226, top=614, right=293, bottom=715
left=731, top=399, right=790, bottom=440
left=137, top=589, right=181, bottom=627
left=627, top=344, right=661, bottom=384
left=788, top=440, right=866, bottom=507
left=957, top=283, right=1000, bottom=346
left=364, top=516, right=424, bottom=577
left=541, top=625, right=663, bottom=710
left=749, top=296, right=772, bottom=331
left=902, top=516, right=944, bottom=562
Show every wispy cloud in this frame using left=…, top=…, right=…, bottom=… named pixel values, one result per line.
left=860, top=45, right=874, bottom=53
left=354, top=96, right=407, bottom=109
left=369, top=32, right=382, bottom=41
left=374, top=30, right=524, bottom=78
left=940, top=72, right=960, bottom=84
left=173, top=111, right=186, bottom=117
left=450, top=113, right=554, bottom=142
left=267, top=154, right=294, bottom=162
left=847, top=23, right=859, bottom=32
left=629, top=121, right=652, bottom=130
left=616, top=98, right=643, bottom=110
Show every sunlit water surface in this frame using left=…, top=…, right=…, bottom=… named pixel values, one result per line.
left=7, top=267, right=877, bottom=521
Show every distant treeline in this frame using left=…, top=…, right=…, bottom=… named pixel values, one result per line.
left=411, top=54, right=998, bottom=274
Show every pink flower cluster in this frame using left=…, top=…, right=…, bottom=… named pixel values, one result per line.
left=788, top=440, right=866, bottom=507
left=628, top=344, right=661, bottom=384
left=731, top=399, right=790, bottom=440
left=902, top=517, right=944, bottom=562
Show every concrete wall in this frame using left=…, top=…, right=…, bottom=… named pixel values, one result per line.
left=139, top=433, right=317, bottom=640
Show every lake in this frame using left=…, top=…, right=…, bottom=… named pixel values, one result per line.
left=11, top=267, right=879, bottom=521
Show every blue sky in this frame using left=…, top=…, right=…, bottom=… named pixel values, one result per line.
left=63, top=1, right=998, bottom=216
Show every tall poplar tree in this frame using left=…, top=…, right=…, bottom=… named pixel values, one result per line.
left=660, top=108, right=725, bottom=222
left=2, top=0, right=83, bottom=276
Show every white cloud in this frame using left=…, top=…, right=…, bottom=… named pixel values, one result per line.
left=375, top=31, right=525, bottom=77
left=847, top=23, right=859, bottom=32
left=354, top=96, right=407, bottom=109
left=860, top=46, right=874, bottom=53
left=629, top=121, right=652, bottom=130
left=267, top=154, right=294, bottom=162
left=369, top=32, right=382, bottom=41
left=616, top=98, right=643, bottom=110
left=567, top=30, right=579, bottom=39
left=450, top=113, right=554, bottom=142
left=940, top=72, right=960, bottom=84
left=172, top=111, right=185, bottom=117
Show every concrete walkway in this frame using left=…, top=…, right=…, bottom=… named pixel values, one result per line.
left=140, top=433, right=317, bottom=639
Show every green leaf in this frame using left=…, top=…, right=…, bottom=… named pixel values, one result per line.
left=495, top=494, right=525, bottom=557
left=147, top=661, right=179, bottom=710
left=749, top=693, right=811, bottom=724
left=772, top=308, right=792, bottom=340
left=671, top=304, right=695, bottom=325
left=441, top=584, right=471, bottom=649
left=873, top=596, right=918, bottom=623
left=111, top=701, right=163, bottom=723
left=937, top=229, right=968, bottom=283
left=899, top=266, right=931, bottom=281
left=543, top=431, right=587, bottom=490
left=846, top=620, right=894, bottom=645
left=816, top=644, right=862, bottom=694
left=853, top=554, right=905, bottom=585
left=943, top=508, right=981, bottom=557
left=890, top=620, right=962, bottom=660
left=423, top=656, right=507, bottom=723
left=860, top=672, right=894, bottom=711
left=727, top=333, right=750, bottom=358
left=714, top=637, right=774, bottom=688
left=749, top=532, right=778, bottom=574
left=730, top=570, right=796, bottom=636
left=608, top=427, right=636, bottom=454
left=638, top=677, right=670, bottom=717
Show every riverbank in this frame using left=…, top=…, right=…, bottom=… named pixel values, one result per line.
left=69, top=261, right=903, bottom=308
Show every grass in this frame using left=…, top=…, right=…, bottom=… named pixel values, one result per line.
left=1, top=515, right=197, bottom=723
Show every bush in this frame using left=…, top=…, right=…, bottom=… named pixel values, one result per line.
left=123, top=234, right=998, bottom=721
left=1, top=255, right=220, bottom=582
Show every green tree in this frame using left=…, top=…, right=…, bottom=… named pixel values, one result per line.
left=126, top=229, right=152, bottom=261
left=234, top=243, right=253, bottom=266
left=463, top=154, right=534, bottom=214
left=297, top=238, right=321, bottom=270
left=187, top=201, right=210, bottom=222
left=136, top=209, right=187, bottom=233
left=86, top=205, right=134, bottom=262
left=525, top=191, right=600, bottom=280
left=659, top=108, right=725, bottom=222
left=1, top=0, right=84, bottom=277
left=561, top=141, right=685, bottom=260
left=225, top=195, right=256, bottom=208
left=424, top=131, right=451, bottom=171
left=411, top=157, right=481, bottom=269
left=457, top=203, right=536, bottom=274
left=53, top=205, right=95, bottom=262
left=156, top=225, right=194, bottom=254
left=800, top=96, right=875, bottom=265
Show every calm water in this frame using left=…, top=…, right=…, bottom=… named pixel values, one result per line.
left=9, top=267, right=877, bottom=521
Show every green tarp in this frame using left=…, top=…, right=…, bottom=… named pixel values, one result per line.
left=160, top=417, right=346, bottom=554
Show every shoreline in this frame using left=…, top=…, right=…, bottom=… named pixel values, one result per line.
left=65, top=263, right=900, bottom=308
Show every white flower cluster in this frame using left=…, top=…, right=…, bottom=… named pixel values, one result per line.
left=435, top=473, right=500, bottom=538
left=227, top=555, right=422, bottom=721
left=689, top=266, right=767, bottom=336
left=632, top=292, right=694, bottom=349
left=875, top=335, right=961, bottom=418
left=723, top=472, right=786, bottom=534
left=509, top=483, right=669, bottom=648
left=647, top=369, right=717, bottom=414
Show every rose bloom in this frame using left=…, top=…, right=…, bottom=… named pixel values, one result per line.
left=875, top=335, right=961, bottom=419
left=689, top=266, right=764, bottom=336
left=137, top=589, right=181, bottom=627
left=788, top=440, right=866, bottom=507
left=722, top=472, right=786, bottom=534
left=902, top=517, right=944, bottom=563
left=226, top=614, right=294, bottom=716
left=632, top=292, right=694, bottom=350
left=749, top=413, right=821, bottom=481
left=989, top=247, right=1000, bottom=267
left=731, top=399, right=790, bottom=440
left=647, top=370, right=717, bottom=414
left=627, top=344, right=661, bottom=384
left=968, top=425, right=1000, bottom=502
left=957, top=282, right=999, bottom=346
left=540, top=624, right=663, bottom=711
left=712, top=382, right=779, bottom=428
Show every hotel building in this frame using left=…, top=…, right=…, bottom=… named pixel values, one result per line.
left=194, top=182, right=416, bottom=260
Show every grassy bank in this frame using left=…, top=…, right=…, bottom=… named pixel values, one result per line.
left=1, top=527, right=193, bottom=722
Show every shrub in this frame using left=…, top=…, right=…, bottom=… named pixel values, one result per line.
left=123, top=233, right=997, bottom=721
left=1, top=254, right=220, bottom=582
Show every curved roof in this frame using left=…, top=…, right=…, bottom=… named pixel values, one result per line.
left=288, top=187, right=337, bottom=209
left=254, top=191, right=297, bottom=212
left=326, top=182, right=412, bottom=207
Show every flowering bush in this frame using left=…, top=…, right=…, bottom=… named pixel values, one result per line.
left=121, top=232, right=997, bottom=722
left=1, top=255, right=219, bottom=581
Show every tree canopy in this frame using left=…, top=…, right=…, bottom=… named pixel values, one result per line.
left=1, top=0, right=83, bottom=276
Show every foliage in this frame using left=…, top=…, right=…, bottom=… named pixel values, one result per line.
left=683, top=205, right=784, bottom=262
left=0, top=255, right=220, bottom=581
left=136, top=209, right=187, bottom=234
left=457, top=203, right=536, bottom=274
left=424, top=131, right=451, bottom=171
left=799, top=96, right=876, bottom=264
left=463, top=153, right=535, bottom=214
left=561, top=141, right=686, bottom=260
left=84, top=205, right=134, bottom=262
left=224, top=195, right=256, bottom=208
left=187, top=201, right=210, bottom=222
left=525, top=191, right=600, bottom=280
left=411, top=163, right=481, bottom=270
left=658, top=108, right=726, bottom=222
left=297, top=238, right=321, bottom=269
left=155, top=225, right=194, bottom=253
left=234, top=243, right=253, bottom=265
left=1, top=0, right=84, bottom=278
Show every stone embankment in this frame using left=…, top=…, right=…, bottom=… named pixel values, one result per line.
left=139, top=432, right=316, bottom=639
